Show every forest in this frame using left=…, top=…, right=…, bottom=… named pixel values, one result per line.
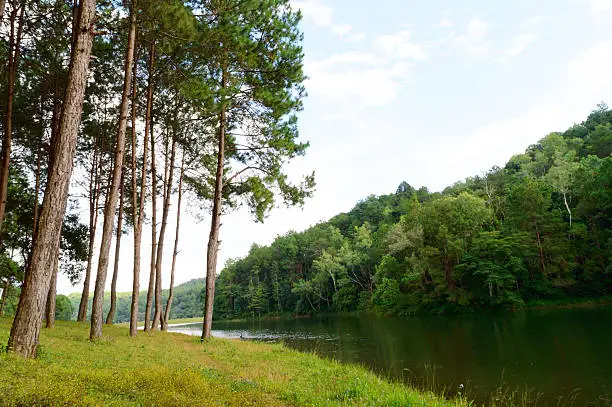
left=65, top=278, right=206, bottom=323
left=213, top=105, right=612, bottom=318
left=0, top=0, right=313, bottom=358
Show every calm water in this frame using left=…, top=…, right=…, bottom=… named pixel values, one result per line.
left=169, top=308, right=612, bottom=405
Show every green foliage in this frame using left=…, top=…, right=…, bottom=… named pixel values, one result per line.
left=372, top=278, right=401, bottom=314
left=0, top=167, right=88, bottom=292
left=54, top=295, right=74, bottom=321
left=69, top=278, right=206, bottom=323
left=214, top=105, right=612, bottom=317
left=182, top=0, right=314, bottom=221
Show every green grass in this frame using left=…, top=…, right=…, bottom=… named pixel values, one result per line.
left=0, top=317, right=469, bottom=406
left=164, top=316, right=204, bottom=325
left=118, top=316, right=204, bottom=327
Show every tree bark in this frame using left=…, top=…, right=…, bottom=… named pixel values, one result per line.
left=157, top=137, right=176, bottom=331
left=90, top=0, right=137, bottom=340
left=563, top=192, right=572, bottom=227
left=0, top=2, right=25, bottom=240
left=154, top=135, right=175, bottom=330
left=144, top=61, right=157, bottom=331
left=78, top=131, right=101, bottom=321
left=45, top=252, right=59, bottom=329
left=0, top=0, right=6, bottom=23
left=32, top=141, right=42, bottom=236
left=202, top=64, right=228, bottom=340
left=32, top=94, right=44, bottom=236
left=7, top=0, right=97, bottom=358
left=129, top=44, right=149, bottom=337
left=0, top=280, right=9, bottom=316
left=163, top=154, right=184, bottom=330
left=148, top=136, right=158, bottom=330
left=106, top=172, right=124, bottom=324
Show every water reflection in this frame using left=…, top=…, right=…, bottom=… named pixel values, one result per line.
left=168, top=308, right=612, bottom=406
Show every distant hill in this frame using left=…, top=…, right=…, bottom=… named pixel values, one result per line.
left=68, top=278, right=205, bottom=323
left=213, top=105, right=612, bottom=318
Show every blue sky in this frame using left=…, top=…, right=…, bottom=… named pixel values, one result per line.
left=58, top=0, right=612, bottom=295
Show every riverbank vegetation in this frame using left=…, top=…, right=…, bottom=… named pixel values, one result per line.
left=0, top=317, right=468, bottom=406
left=214, top=106, right=612, bottom=318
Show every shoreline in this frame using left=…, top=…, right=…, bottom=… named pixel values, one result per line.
left=0, top=317, right=468, bottom=406
left=209, top=296, right=612, bottom=323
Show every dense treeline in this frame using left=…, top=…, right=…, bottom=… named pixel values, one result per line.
left=214, top=106, right=612, bottom=318
left=67, top=278, right=205, bottom=323
left=0, top=0, right=311, bottom=356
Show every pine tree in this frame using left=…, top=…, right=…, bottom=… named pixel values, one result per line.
left=90, top=0, right=138, bottom=340
left=7, top=0, right=97, bottom=357
left=187, top=0, right=314, bottom=339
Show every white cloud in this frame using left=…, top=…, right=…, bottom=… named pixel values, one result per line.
left=584, top=0, right=612, bottom=12
left=305, top=57, right=411, bottom=109
left=524, top=16, right=542, bottom=27
left=304, top=29, right=428, bottom=114
left=292, top=0, right=333, bottom=26
left=502, top=33, right=536, bottom=59
left=450, top=16, right=491, bottom=57
left=331, top=23, right=352, bottom=37
left=567, top=41, right=612, bottom=91
left=291, top=0, right=358, bottom=40
left=436, top=19, right=454, bottom=28
left=372, top=30, right=428, bottom=61
left=316, top=51, right=384, bottom=67
left=346, top=32, right=367, bottom=43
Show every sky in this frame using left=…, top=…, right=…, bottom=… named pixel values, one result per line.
left=57, top=0, right=612, bottom=295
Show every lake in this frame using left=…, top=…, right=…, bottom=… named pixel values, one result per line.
left=168, top=307, right=612, bottom=406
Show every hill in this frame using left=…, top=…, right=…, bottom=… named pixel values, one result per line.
left=213, top=105, right=612, bottom=318
left=68, top=278, right=205, bottom=323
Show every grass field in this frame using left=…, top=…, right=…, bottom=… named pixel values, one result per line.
left=117, top=316, right=204, bottom=327
left=0, top=317, right=469, bottom=406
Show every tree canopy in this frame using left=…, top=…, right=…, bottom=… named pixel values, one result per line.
left=213, top=105, right=612, bottom=318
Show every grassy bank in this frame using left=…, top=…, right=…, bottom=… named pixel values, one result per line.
left=117, top=316, right=204, bottom=327
left=0, top=317, right=467, bottom=406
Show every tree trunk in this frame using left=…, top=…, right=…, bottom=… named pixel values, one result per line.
left=7, top=0, right=96, bottom=358
left=106, top=172, right=124, bottom=324
left=202, top=65, right=228, bottom=340
left=45, top=252, right=59, bottom=329
left=534, top=220, right=546, bottom=275
left=90, top=0, right=137, bottom=340
left=145, top=101, right=158, bottom=331
left=154, top=136, right=175, bottom=330
left=163, top=154, right=184, bottom=330
left=129, top=44, right=149, bottom=337
left=0, top=280, right=9, bottom=316
left=0, top=2, right=25, bottom=239
left=32, top=94, right=44, bottom=236
left=157, top=138, right=176, bottom=331
left=563, top=192, right=572, bottom=227
left=78, top=132, right=101, bottom=322
left=0, top=0, right=6, bottom=23
left=32, top=141, right=42, bottom=235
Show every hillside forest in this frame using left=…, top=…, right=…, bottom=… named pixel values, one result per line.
left=213, top=106, right=612, bottom=318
